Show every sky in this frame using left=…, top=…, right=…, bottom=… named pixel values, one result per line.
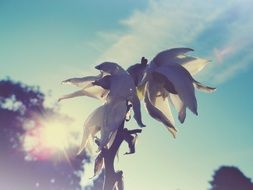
left=1, top=0, right=253, bottom=189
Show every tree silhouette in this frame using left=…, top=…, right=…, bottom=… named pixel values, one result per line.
left=0, top=78, right=88, bottom=190
left=210, top=166, right=253, bottom=190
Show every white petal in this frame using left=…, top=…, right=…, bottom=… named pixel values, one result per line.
left=151, top=48, right=209, bottom=76
left=62, top=74, right=102, bottom=88
left=77, top=105, right=105, bottom=155
left=152, top=48, right=194, bottom=66
left=105, top=73, right=145, bottom=128
left=109, top=74, right=133, bottom=99
left=155, top=65, right=198, bottom=115
left=84, top=86, right=109, bottom=101
left=95, top=62, right=125, bottom=75
left=193, top=81, right=216, bottom=93
left=131, top=93, right=145, bottom=128
left=181, top=58, right=209, bottom=76
left=106, top=130, right=118, bottom=149
left=58, top=87, right=109, bottom=102
left=151, top=87, right=175, bottom=126
left=169, top=94, right=186, bottom=123
left=144, top=82, right=177, bottom=138
left=99, top=100, right=127, bottom=149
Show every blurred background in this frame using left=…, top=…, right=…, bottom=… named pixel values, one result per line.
left=1, top=0, right=253, bottom=190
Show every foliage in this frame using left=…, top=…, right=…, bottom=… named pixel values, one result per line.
left=210, top=166, right=253, bottom=190
left=0, top=78, right=86, bottom=190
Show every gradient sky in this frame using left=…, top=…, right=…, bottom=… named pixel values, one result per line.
left=1, top=0, right=253, bottom=190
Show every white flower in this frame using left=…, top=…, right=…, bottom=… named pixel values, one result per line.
left=59, top=73, right=109, bottom=102
left=128, top=48, right=216, bottom=138
left=94, top=62, right=145, bottom=128
left=59, top=62, right=145, bottom=154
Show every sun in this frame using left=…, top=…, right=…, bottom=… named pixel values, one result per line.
left=40, top=121, right=69, bottom=151
left=22, top=115, right=80, bottom=161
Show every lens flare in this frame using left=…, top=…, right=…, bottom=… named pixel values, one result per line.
left=22, top=115, right=80, bottom=161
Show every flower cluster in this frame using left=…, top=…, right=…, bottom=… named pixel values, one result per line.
left=59, top=48, right=215, bottom=153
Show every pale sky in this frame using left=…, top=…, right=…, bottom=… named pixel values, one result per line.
left=1, top=0, right=253, bottom=189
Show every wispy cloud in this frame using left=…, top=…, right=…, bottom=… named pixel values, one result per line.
left=198, top=1, right=253, bottom=84
left=96, top=0, right=229, bottom=64
left=95, top=0, right=253, bottom=84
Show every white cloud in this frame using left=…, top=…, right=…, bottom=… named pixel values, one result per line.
left=206, top=2, right=253, bottom=84
left=96, top=0, right=253, bottom=84
left=97, top=0, right=231, bottom=66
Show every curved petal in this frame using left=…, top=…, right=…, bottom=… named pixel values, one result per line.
left=99, top=100, right=127, bottom=149
left=127, top=63, right=147, bottom=86
left=77, top=105, right=105, bottom=155
left=84, top=86, right=109, bottom=101
left=156, top=94, right=176, bottom=126
left=169, top=94, right=186, bottom=123
left=181, top=58, right=209, bottom=76
left=193, top=81, right=216, bottom=93
left=95, top=62, right=125, bottom=75
left=59, top=86, right=109, bottom=102
left=152, top=48, right=194, bottom=66
left=62, top=74, right=102, bottom=88
left=108, top=74, right=132, bottom=99
left=105, top=73, right=145, bottom=127
left=151, top=48, right=209, bottom=76
left=155, top=65, right=198, bottom=115
left=144, top=82, right=177, bottom=138
left=93, top=75, right=112, bottom=90
left=131, top=93, right=146, bottom=128
left=156, top=55, right=209, bottom=76
left=136, top=82, right=146, bottom=100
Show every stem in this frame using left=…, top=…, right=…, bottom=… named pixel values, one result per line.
left=102, top=122, right=124, bottom=190
left=101, top=121, right=142, bottom=190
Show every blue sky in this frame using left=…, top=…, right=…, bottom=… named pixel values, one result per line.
left=1, top=0, right=253, bottom=189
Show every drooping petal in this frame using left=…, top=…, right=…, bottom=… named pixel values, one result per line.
left=131, top=93, right=146, bottom=128
left=99, top=100, right=127, bottom=149
left=169, top=94, right=186, bottom=123
left=152, top=72, right=177, bottom=94
left=92, top=152, right=104, bottom=178
left=136, top=83, right=146, bottom=100
left=77, top=105, right=105, bottom=155
left=151, top=86, right=175, bottom=125
left=127, top=62, right=147, bottom=86
left=144, top=82, right=177, bottom=138
left=108, top=74, right=133, bottom=100
left=101, top=72, right=145, bottom=128
left=155, top=65, right=198, bottom=115
left=178, top=105, right=186, bottom=123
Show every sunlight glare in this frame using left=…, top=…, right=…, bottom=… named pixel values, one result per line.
left=22, top=115, right=81, bottom=161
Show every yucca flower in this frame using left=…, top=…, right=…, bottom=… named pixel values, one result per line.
left=59, top=62, right=145, bottom=154
left=128, top=48, right=216, bottom=138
